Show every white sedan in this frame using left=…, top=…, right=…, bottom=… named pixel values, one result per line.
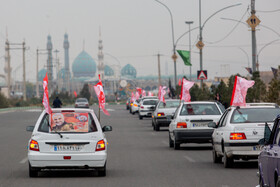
left=26, top=108, right=112, bottom=177
left=209, top=103, right=280, bottom=168
left=169, top=101, right=225, bottom=150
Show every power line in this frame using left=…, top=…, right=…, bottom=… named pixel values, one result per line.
left=257, top=9, right=280, bottom=13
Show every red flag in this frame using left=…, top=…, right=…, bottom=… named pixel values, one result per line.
left=178, top=79, right=182, bottom=86
left=158, top=86, right=167, bottom=103
left=131, top=92, right=135, bottom=102
left=94, top=74, right=110, bottom=115
left=136, top=87, right=142, bottom=95
left=148, top=91, right=153, bottom=96
left=135, top=91, right=140, bottom=100
left=180, top=78, right=195, bottom=102
left=230, top=76, right=255, bottom=107
left=73, top=91, right=77, bottom=98
left=42, top=73, right=52, bottom=114
left=142, top=90, right=146, bottom=96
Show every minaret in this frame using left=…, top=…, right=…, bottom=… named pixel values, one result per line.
left=98, top=29, right=105, bottom=80
left=63, top=33, right=70, bottom=93
left=47, top=35, right=53, bottom=91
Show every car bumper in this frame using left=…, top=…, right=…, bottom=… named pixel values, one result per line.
left=224, top=142, right=260, bottom=158
left=173, top=129, right=214, bottom=143
left=28, top=151, right=106, bottom=168
left=139, top=111, right=153, bottom=117
left=155, top=118, right=172, bottom=127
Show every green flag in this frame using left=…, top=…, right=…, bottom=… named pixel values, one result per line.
left=177, top=50, right=191, bottom=66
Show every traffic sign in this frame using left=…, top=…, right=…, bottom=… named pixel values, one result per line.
left=196, top=40, right=204, bottom=50
left=172, top=54, right=177, bottom=61
left=246, top=14, right=261, bottom=30
left=197, top=70, right=207, bottom=80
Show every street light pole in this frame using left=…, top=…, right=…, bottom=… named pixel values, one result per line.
left=154, top=0, right=177, bottom=87
left=185, top=21, right=193, bottom=81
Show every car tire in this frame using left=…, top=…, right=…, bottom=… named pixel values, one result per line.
left=174, top=136, right=180, bottom=150
left=29, top=163, right=38, bottom=178
left=276, top=177, right=280, bottom=187
left=169, top=133, right=174, bottom=148
left=97, top=163, right=106, bottom=177
left=223, top=151, right=234, bottom=168
left=155, top=124, right=160, bottom=131
left=132, top=111, right=135, bottom=115
left=212, top=146, right=222, bottom=163
left=139, top=115, right=143, bottom=120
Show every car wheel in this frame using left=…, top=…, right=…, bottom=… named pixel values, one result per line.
left=29, top=163, right=38, bottom=178
left=155, top=124, right=160, bottom=131
left=174, top=136, right=180, bottom=150
left=132, top=111, right=135, bottom=115
left=169, top=133, right=174, bottom=148
left=223, top=151, right=234, bottom=168
left=97, top=164, right=106, bottom=177
left=129, top=109, right=132, bottom=113
left=139, top=115, right=143, bottom=120
left=212, top=145, right=222, bottom=163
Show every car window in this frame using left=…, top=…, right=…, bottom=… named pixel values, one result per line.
left=38, top=114, right=50, bottom=133
left=230, top=108, right=280, bottom=123
left=77, top=98, right=88, bottom=102
left=158, top=100, right=180, bottom=108
left=174, top=105, right=181, bottom=118
left=88, top=113, right=98, bottom=132
left=218, top=110, right=229, bottom=127
left=143, top=100, right=158, bottom=105
left=180, top=103, right=221, bottom=116
left=217, top=102, right=226, bottom=113
left=221, top=112, right=230, bottom=127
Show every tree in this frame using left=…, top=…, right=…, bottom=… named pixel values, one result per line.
left=247, top=71, right=266, bottom=102
left=80, top=83, right=91, bottom=101
left=266, top=78, right=280, bottom=104
left=0, top=93, right=9, bottom=108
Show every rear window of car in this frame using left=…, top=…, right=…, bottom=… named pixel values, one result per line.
left=159, top=100, right=180, bottom=108
left=180, top=103, right=221, bottom=115
left=230, top=108, right=280, bottom=123
left=38, top=112, right=97, bottom=133
left=76, top=98, right=88, bottom=102
left=143, top=100, right=158, bottom=105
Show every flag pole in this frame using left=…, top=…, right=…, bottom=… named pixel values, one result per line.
left=98, top=107, right=101, bottom=122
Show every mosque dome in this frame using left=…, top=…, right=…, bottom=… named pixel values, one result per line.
left=121, top=64, right=136, bottom=78
left=105, top=65, right=114, bottom=76
left=72, top=51, right=96, bottom=78
left=38, top=69, right=47, bottom=82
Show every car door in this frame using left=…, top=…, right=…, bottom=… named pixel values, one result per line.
left=213, top=110, right=229, bottom=154
left=169, top=104, right=181, bottom=135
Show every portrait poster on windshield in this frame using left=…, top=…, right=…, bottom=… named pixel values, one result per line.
left=50, top=112, right=89, bottom=132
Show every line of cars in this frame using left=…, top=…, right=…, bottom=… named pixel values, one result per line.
left=127, top=98, right=280, bottom=186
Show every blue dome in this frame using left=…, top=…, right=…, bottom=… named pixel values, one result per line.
left=38, top=69, right=47, bottom=82
left=72, top=51, right=96, bottom=78
left=121, top=64, right=136, bottom=78
left=105, top=65, right=114, bottom=76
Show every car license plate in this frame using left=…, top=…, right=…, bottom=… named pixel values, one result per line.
left=253, top=145, right=261, bottom=151
left=147, top=113, right=152, bottom=116
left=54, top=145, right=82, bottom=151
left=193, top=123, right=208, bottom=127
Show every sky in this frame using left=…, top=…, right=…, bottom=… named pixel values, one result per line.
left=0, top=0, right=279, bottom=83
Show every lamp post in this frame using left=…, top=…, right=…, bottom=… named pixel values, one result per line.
left=36, top=48, right=48, bottom=98
left=185, top=21, right=193, bottom=80
left=198, top=1, right=242, bottom=87
left=154, top=0, right=177, bottom=87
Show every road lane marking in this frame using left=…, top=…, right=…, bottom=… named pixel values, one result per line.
left=184, top=155, right=196, bottom=163
left=20, top=157, right=28, bottom=164
left=151, top=132, right=156, bottom=136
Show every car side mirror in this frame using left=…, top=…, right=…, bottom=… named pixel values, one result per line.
left=208, top=122, right=217, bottom=128
left=26, top=126, right=34, bottom=132
left=102, top=126, right=112, bottom=132
left=259, top=123, right=272, bottom=145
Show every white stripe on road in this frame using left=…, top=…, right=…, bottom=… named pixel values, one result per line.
left=183, top=155, right=196, bottom=163
left=19, top=157, right=28, bottom=164
left=151, top=132, right=156, bottom=136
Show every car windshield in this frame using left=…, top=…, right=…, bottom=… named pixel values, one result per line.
left=76, top=98, right=88, bottom=102
left=230, top=108, right=280, bottom=123
left=180, top=103, right=221, bottom=115
left=143, top=100, right=158, bottom=105
left=159, top=100, right=180, bottom=108
left=38, top=112, right=98, bottom=133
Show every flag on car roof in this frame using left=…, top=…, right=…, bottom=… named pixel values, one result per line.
left=42, top=73, right=52, bottom=114
left=158, top=86, right=167, bottom=103
left=148, top=91, right=153, bottom=96
left=180, top=78, right=194, bottom=102
left=94, top=74, right=110, bottom=116
left=230, top=76, right=255, bottom=107
left=142, top=90, right=146, bottom=96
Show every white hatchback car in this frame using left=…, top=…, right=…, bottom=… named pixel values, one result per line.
left=169, top=101, right=225, bottom=150
left=26, top=108, right=112, bottom=177
left=139, top=99, right=158, bottom=120
left=209, top=103, right=280, bottom=168
left=131, top=99, right=140, bottom=115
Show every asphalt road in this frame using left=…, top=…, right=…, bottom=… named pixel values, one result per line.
left=0, top=105, right=258, bottom=187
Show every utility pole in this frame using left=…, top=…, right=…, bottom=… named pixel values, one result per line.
left=5, top=40, right=11, bottom=98
left=199, top=0, right=203, bottom=87
left=157, top=53, right=162, bottom=87
left=22, top=41, right=26, bottom=101
left=185, top=21, right=194, bottom=81
left=251, top=0, right=257, bottom=72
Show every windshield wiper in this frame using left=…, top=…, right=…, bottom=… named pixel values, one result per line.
left=48, top=122, right=63, bottom=138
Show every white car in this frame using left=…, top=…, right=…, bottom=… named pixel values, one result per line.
left=209, top=103, right=280, bottom=168
left=169, top=101, right=225, bottom=150
left=75, top=98, right=89, bottom=108
left=139, top=99, right=158, bottom=120
left=131, top=99, right=140, bottom=115
left=26, top=108, right=112, bottom=177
